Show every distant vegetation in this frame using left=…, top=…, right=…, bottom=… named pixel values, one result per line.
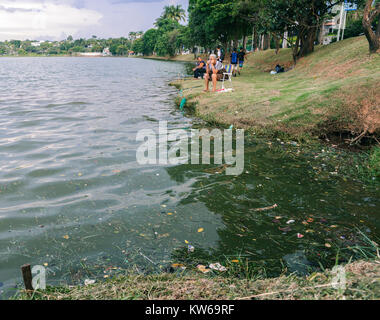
left=0, top=36, right=133, bottom=57
left=1, top=1, right=378, bottom=58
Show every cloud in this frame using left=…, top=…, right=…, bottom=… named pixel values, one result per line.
left=0, top=1, right=102, bottom=41
left=0, top=0, right=188, bottom=41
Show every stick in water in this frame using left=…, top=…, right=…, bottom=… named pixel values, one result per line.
left=252, top=204, right=278, bottom=212
left=21, top=264, right=34, bottom=291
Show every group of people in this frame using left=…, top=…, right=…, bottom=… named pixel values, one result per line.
left=192, top=46, right=247, bottom=92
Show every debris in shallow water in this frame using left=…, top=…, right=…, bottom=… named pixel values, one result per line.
left=197, top=265, right=211, bottom=273
left=198, top=228, right=204, bottom=233
left=188, top=245, right=195, bottom=252
left=84, top=279, right=96, bottom=286
left=63, top=235, right=69, bottom=240
left=279, top=226, right=292, bottom=233
left=209, top=263, right=227, bottom=272
left=252, top=204, right=278, bottom=212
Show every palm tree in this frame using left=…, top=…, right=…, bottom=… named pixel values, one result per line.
left=162, top=5, right=186, bottom=23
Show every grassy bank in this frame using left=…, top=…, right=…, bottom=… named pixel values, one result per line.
left=171, top=37, right=379, bottom=144
left=17, top=259, right=380, bottom=300
left=16, top=228, right=380, bottom=300
left=140, top=53, right=196, bottom=62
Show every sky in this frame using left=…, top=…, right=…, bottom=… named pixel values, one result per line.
left=0, top=0, right=188, bottom=41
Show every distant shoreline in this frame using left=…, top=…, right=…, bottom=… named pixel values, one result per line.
left=0, top=55, right=124, bottom=58
left=0, top=54, right=196, bottom=61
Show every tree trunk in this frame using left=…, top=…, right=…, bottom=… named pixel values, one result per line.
left=318, top=23, right=325, bottom=45
left=243, top=35, right=247, bottom=50
left=292, top=33, right=301, bottom=64
left=282, top=31, right=288, bottom=49
left=253, top=29, right=259, bottom=51
left=298, top=26, right=317, bottom=57
left=263, top=33, right=270, bottom=50
left=362, top=0, right=380, bottom=54
left=273, top=33, right=281, bottom=54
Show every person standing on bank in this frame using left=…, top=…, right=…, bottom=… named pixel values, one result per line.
left=230, top=48, right=238, bottom=77
left=237, top=47, right=247, bottom=75
left=216, top=46, right=225, bottom=63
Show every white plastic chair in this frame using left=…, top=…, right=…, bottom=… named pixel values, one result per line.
left=222, top=64, right=233, bottom=90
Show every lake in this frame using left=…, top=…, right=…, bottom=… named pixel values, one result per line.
left=0, top=57, right=378, bottom=298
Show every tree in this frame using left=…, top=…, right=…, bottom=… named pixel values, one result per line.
left=132, top=38, right=144, bottom=54
left=258, top=0, right=349, bottom=63
left=162, top=5, right=186, bottom=22
left=142, top=29, right=158, bottom=55
left=362, top=0, right=380, bottom=53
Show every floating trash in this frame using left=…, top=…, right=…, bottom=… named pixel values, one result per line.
left=279, top=226, right=292, bottom=233
left=84, top=279, right=96, bottom=286
left=209, top=263, right=227, bottom=272
left=179, top=98, right=186, bottom=110
left=253, top=204, right=278, bottom=212
left=196, top=264, right=211, bottom=273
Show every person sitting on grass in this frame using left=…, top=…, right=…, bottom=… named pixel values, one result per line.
left=237, top=47, right=247, bottom=75
left=204, top=54, right=225, bottom=92
left=193, top=57, right=206, bottom=79
left=230, top=48, right=238, bottom=77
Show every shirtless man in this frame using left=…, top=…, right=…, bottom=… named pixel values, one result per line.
left=204, top=54, right=224, bottom=92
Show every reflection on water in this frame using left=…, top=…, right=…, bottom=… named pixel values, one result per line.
left=0, top=57, right=378, bottom=297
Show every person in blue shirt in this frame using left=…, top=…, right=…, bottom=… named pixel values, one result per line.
left=237, top=47, right=247, bottom=75
left=230, top=48, right=238, bottom=77
left=193, top=57, right=206, bottom=79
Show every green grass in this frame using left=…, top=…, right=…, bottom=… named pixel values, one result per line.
left=15, top=231, right=380, bottom=300
left=16, top=259, right=379, bottom=300
left=369, top=146, right=380, bottom=178
left=172, top=36, right=380, bottom=143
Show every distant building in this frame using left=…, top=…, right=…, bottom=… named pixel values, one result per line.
left=77, top=52, right=103, bottom=57
left=102, top=47, right=112, bottom=56
left=76, top=48, right=112, bottom=57
left=320, top=5, right=344, bottom=45
left=31, top=41, right=44, bottom=47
